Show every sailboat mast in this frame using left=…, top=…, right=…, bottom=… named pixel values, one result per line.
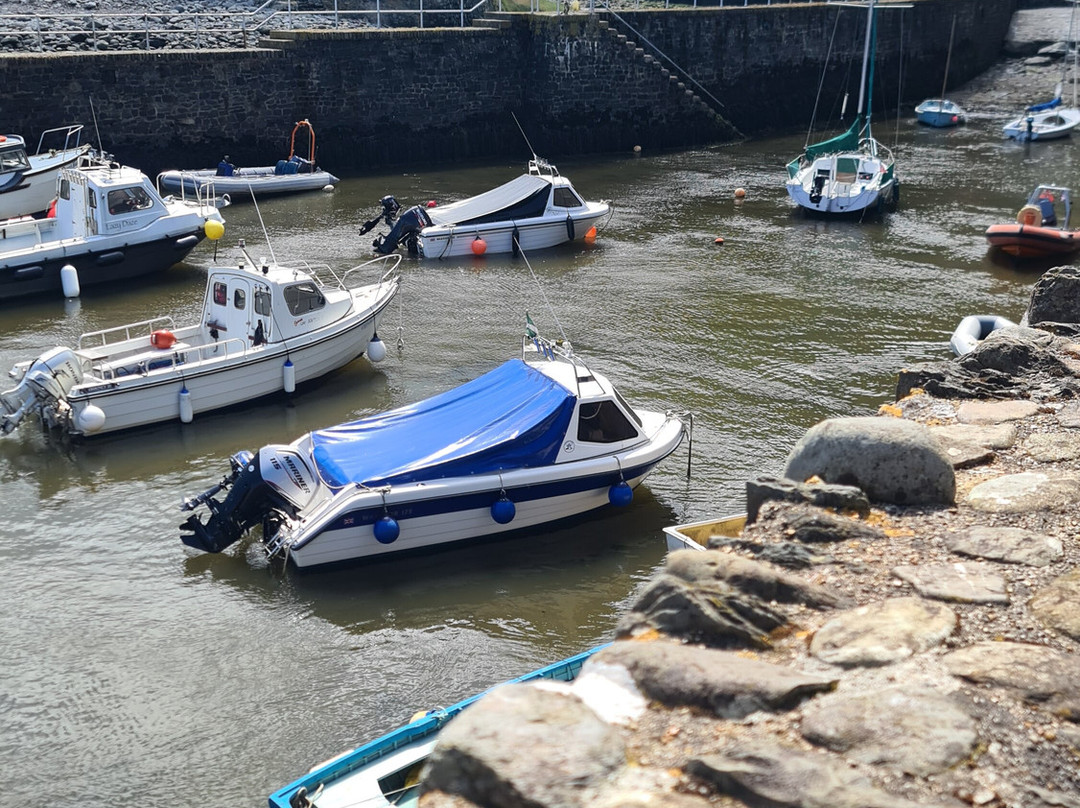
left=941, top=15, right=956, bottom=101
left=855, top=0, right=875, bottom=118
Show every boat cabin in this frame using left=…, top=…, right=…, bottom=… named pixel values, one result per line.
left=0, top=135, right=32, bottom=188
left=1023, top=185, right=1072, bottom=229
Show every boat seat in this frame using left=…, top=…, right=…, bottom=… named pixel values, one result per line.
left=105, top=343, right=190, bottom=378
left=835, top=171, right=857, bottom=184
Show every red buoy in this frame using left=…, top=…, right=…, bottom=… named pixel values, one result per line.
left=151, top=329, right=177, bottom=349
left=714, top=236, right=725, bottom=245
left=471, top=236, right=487, bottom=255
left=426, top=200, right=437, bottom=208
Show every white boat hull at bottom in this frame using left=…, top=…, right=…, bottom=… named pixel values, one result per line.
left=283, top=446, right=676, bottom=569
left=419, top=209, right=608, bottom=259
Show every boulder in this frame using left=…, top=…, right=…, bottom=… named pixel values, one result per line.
left=1026, top=265, right=1080, bottom=327
left=783, top=417, right=955, bottom=505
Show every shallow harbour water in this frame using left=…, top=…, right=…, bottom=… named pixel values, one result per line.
left=1, top=112, right=1073, bottom=805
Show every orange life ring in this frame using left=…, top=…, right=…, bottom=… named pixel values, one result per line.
left=1016, top=205, right=1041, bottom=227
left=151, top=329, right=177, bottom=349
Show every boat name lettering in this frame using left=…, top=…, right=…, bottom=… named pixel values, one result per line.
left=82, top=383, right=119, bottom=394
left=104, top=219, right=137, bottom=231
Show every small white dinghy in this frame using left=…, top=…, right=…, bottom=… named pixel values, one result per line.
left=0, top=247, right=401, bottom=437
left=180, top=324, right=686, bottom=569
left=949, top=314, right=1017, bottom=357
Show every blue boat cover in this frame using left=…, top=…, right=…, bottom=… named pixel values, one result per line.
left=310, top=360, right=576, bottom=489
left=1028, top=97, right=1062, bottom=113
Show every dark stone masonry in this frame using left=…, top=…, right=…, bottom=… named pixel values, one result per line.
left=0, top=0, right=1016, bottom=176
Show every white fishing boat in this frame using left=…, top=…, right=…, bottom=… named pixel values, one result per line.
left=268, top=644, right=605, bottom=808
left=785, top=0, right=901, bottom=216
left=179, top=324, right=686, bottom=569
left=157, top=119, right=339, bottom=200
left=0, top=159, right=226, bottom=302
left=0, top=124, right=91, bottom=220
left=364, top=159, right=610, bottom=259
left=0, top=247, right=400, bottom=437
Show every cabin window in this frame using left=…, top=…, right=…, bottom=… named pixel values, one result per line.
left=233, top=288, right=246, bottom=309
left=213, top=282, right=228, bottom=306
left=552, top=187, right=583, bottom=208
left=577, top=400, right=638, bottom=443
left=0, top=149, right=30, bottom=172
left=254, top=290, right=271, bottom=317
left=107, top=186, right=153, bottom=215
left=613, top=388, right=643, bottom=427
left=59, top=179, right=70, bottom=200
left=284, top=282, right=326, bottom=315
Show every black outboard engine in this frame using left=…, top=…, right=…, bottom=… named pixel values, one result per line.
left=809, top=173, right=826, bottom=204
left=180, top=451, right=287, bottom=553
left=359, top=195, right=401, bottom=237
left=372, top=204, right=433, bottom=256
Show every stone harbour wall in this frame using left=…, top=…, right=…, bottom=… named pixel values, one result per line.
left=414, top=266, right=1080, bottom=808
left=0, top=0, right=1016, bottom=175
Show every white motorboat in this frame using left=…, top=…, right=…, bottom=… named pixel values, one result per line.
left=365, top=159, right=611, bottom=259
left=268, top=645, right=605, bottom=808
left=0, top=125, right=92, bottom=220
left=949, top=314, right=1017, bottom=357
left=785, top=0, right=900, bottom=217
left=0, top=247, right=401, bottom=437
left=180, top=327, right=686, bottom=570
left=0, top=159, right=226, bottom=301
left=157, top=119, right=339, bottom=200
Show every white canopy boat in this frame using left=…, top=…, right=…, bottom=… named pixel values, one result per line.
left=179, top=327, right=686, bottom=570
left=0, top=159, right=226, bottom=302
left=0, top=124, right=91, bottom=220
left=365, top=159, right=611, bottom=258
left=268, top=644, right=605, bottom=808
left=157, top=119, right=339, bottom=200
left=0, top=247, right=401, bottom=437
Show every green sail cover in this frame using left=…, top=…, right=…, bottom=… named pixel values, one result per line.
left=789, top=117, right=863, bottom=175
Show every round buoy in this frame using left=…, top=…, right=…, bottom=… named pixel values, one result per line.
left=633, top=145, right=642, bottom=154
left=323, top=184, right=334, bottom=192
left=1017, top=205, right=1041, bottom=226
left=368, top=334, right=387, bottom=362
left=608, top=480, right=633, bottom=507
left=60, top=264, right=80, bottom=298
left=179, top=387, right=194, bottom=423
left=426, top=200, right=437, bottom=208
left=471, top=236, right=487, bottom=256
left=204, top=219, right=225, bottom=241
left=584, top=226, right=597, bottom=243
left=491, top=496, right=516, bottom=525
left=151, top=329, right=176, bottom=349
left=714, top=236, right=725, bottom=245
left=76, top=405, right=106, bottom=434
left=283, top=359, right=296, bottom=393
left=734, top=187, right=747, bottom=199
left=374, top=515, right=400, bottom=544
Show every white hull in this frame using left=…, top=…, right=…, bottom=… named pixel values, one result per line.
left=282, top=413, right=683, bottom=569
left=786, top=144, right=897, bottom=216
left=67, top=305, right=389, bottom=435
left=1003, top=106, right=1080, bottom=141
left=158, top=168, right=338, bottom=198
left=0, top=148, right=88, bottom=220
left=418, top=204, right=608, bottom=259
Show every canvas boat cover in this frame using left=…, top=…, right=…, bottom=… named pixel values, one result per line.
left=310, top=359, right=577, bottom=489
left=1028, top=97, right=1062, bottom=113
left=426, top=174, right=553, bottom=227
left=799, top=117, right=862, bottom=164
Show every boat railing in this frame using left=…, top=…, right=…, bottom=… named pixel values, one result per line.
left=91, top=335, right=250, bottom=380
left=330, top=253, right=403, bottom=293
left=155, top=172, right=227, bottom=212
left=33, top=124, right=85, bottom=156
left=78, top=316, right=177, bottom=350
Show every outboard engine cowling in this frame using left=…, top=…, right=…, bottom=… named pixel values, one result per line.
left=1, top=347, right=84, bottom=435
left=373, top=205, right=432, bottom=256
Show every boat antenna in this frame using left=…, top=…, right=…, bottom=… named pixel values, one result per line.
left=514, top=233, right=568, bottom=343
left=249, top=184, right=278, bottom=267
left=88, top=96, right=105, bottom=156
left=511, top=112, right=539, bottom=162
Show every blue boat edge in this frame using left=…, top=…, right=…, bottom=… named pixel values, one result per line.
left=266, top=643, right=609, bottom=808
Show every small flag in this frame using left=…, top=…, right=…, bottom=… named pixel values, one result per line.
left=525, top=312, right=538, bottom=339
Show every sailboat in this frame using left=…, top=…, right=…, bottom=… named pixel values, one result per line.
left=915, top=15, right=966, bottom=127
left=786, top=0, right=900, bottom=216
left=1003, top=1, right=1080, bottom=141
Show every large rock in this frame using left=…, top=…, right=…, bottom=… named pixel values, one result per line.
left=1030, top=569, right=1080, bottom=641
left=745, top=476, right=870, bottom=523
left=1026, top=264, right=1080, bottom=327
left=966, top=472, right=1080, bottom=514
left=422, top=682, right=626, bottom=808
left=809, top=597, right=957, bottom=667
left=799, top=686, right=978, bottom=776
left=592, top=641, right=837, bottom=718
left=783, top=417, right=955, bottom=505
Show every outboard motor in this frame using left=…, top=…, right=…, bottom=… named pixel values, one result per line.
left=372, top=204, right=432, bottom=256
left=809, top=173, right=827, bottom=205
left=358, top=195, right=401, bottom=237
left=1, top=347, right=83, bottom=435
left=179, top=445, right=321, bottom=554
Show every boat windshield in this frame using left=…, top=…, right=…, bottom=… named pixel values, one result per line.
left=0, top=145, right=31, bottom=172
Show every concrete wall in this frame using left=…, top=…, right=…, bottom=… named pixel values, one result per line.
left=0, top=0, right=1016, bottom=176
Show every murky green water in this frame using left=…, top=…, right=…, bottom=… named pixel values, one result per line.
left=0, top=111, right=1067, bottom=804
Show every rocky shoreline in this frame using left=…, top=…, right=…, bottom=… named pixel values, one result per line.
left=408, top=280, right=1080, bottom=808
